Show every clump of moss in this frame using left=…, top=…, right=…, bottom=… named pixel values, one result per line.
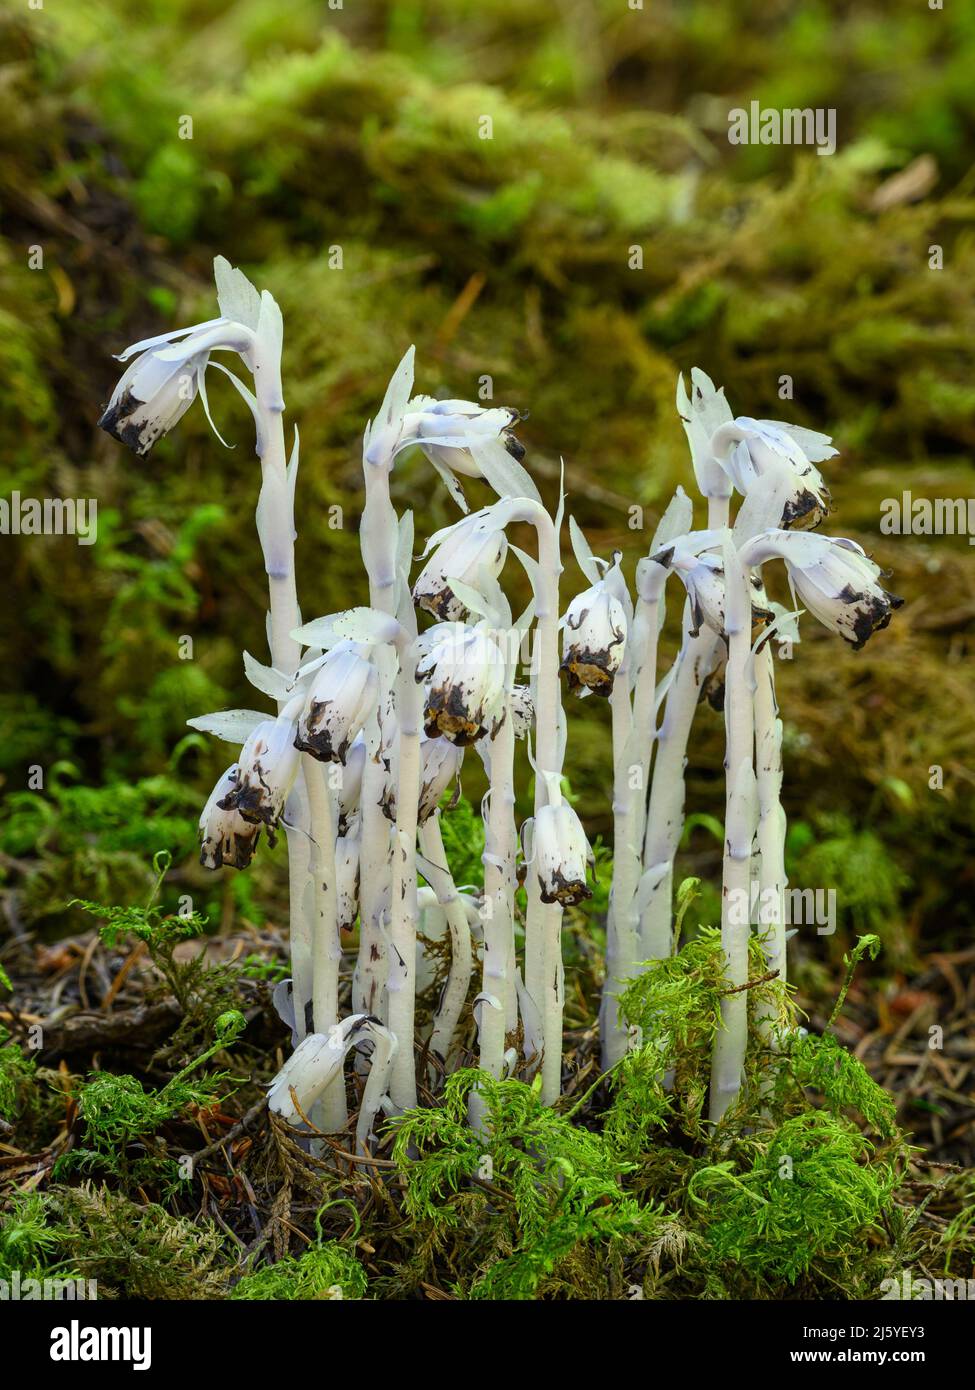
left=392, top=1068, right=663, bottom=1299
left=0, top=1029, right=36, bottom=1123
left=690, top=1111, right=898, bottom=1286
left=233, top=1242, right=367, bottom=1301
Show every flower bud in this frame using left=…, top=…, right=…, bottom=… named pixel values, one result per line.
left=402, top=398, right=524, bottom=478
left=294, top=647, right=378, bottom=764
left=533, top=801, right=593, bottom=907
left=712, top=417, right=834, bottom=530
left=218, top=717, right=300, bottom=837
left=413, top=510, right=507, bottom=622
left=99, top=348, right=207, bottom=458
left=560, top=583, right=627, bottom=697
left=417, top=625, right=506, bottom=746
left=740, top=530, right=902, bottom=649
left=199, top=765, right=262, bottom=869
left=652, top=543, right=772, bottom=639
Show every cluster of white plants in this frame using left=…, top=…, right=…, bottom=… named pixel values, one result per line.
left=99, top=259, right=902, bottom=1143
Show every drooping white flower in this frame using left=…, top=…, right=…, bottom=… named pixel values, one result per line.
left=413, top=508, right=508, bottom=622
left=710, top=415, right=836, bottom=530
left=267, top=1015, right=396, bottom=1131
left=651, top=532, right=772, bottom=639
left=739, top=529, right=903, bottom=649
left=560, top=580, right=627, bottom=697
left=217, top=716, right=300, bottom=838
left=198, top=764, right=262, bottom=870
left=416, top=624, right=507, bottom=746
left=98, top=256, right=280, bottom=458
left=294, top=645, right=378, bottom=764
left=362, top=349, right=526, bottom=508
left=400, top=397, right=525, bottom=477
left=533, top=799, right=593, bottom=907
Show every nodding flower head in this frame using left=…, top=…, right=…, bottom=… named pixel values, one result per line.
left=711, top=416, right=836, bottom=530
left=739, top=529, right=903, bottom=650
left=199, top=765, right=262, bottom=870
left=402, top=397, right=524, bottom=478
left=294, top=646, right=378, bottom=764
left=413, top=509, right=508, bottom=622
left=652, top=537, right=772, bottom=639
left=533, top=800, right=593, bottom=907
left=560, top=582, right=627, bottom=697
left=416, top=624, right=507, bottom=746
left=217, top=717, right=299, bottom=839
left=98, top=257, right=277, bottom=458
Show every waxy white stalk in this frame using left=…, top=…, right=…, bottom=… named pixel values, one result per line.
left=418, top=816, right=475, bottom=1071
left=753, top=640, right=787, bottom=1044
left=709, top=534, right=758, bottom=1123
left=302, top=754, right=347, bottom=1132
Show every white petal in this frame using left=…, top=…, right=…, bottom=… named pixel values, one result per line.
left=187, top=709, right=269, bottom=743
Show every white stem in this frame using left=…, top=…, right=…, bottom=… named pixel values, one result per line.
left=601, top=649, right=640, bottom=1067
left=284, top=783, right=312, bottom=1041
left=636, top=494, right=729, bottom=965
left=387, top=644, right=422, bottom=1110
left=754, top=641, right=787, bottom=1042
left=513, top=505, right=564, bottom=1104
left=354, top=454, right=400, bottom=1026
left=639, top=622, right=719, bottom=959
left=478, top=707, right=516, bottom=1078
left=252, top=345, right=314, bottom=1062
left=353, top=716, right=391, bottom=1022
left=709, top=545, right=756, bottom=1124
left=420, top=817, right=474, bottom=1071
left=303, top=754, right=347, bottom=1132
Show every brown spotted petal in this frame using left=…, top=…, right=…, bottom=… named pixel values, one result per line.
left=412, top=509, right=507, bottom=622
left=560, top=584, right=627, bottom=698
left=417, top=625, right=507, bottom=747
left=199, top=765, right=262, bottom=870
left=294, top=647, right=378, bottom=764
left=740, top=530, right=903, bottom=650
left=534, top=801, right=593, bottom=907
left=218, top=717, right=300, bottom=834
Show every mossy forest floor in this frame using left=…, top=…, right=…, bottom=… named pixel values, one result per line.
left=1, top=869, right=973, bottom=1300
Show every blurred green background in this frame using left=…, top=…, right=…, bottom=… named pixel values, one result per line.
left=1, top=0, right=973, bottom=964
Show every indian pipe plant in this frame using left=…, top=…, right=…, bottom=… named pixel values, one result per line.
left=98, top=258, right=903, bottom=1148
